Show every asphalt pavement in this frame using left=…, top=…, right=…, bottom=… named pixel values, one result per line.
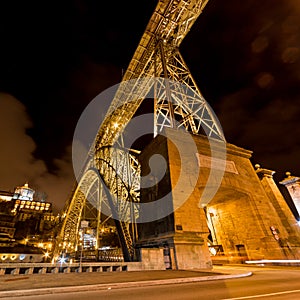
left=0, top=265, right=253, bottom=298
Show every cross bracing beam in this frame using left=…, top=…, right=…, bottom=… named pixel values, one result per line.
left=153, top=44, right=224, bottom=139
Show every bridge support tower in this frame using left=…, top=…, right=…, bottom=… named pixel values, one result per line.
left=137, top=129, right=300, bottom=268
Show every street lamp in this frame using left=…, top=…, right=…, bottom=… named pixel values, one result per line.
left=43, top=252, right=50, bottom=262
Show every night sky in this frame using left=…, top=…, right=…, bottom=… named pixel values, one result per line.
left=0, top=0, right=299, bottom=213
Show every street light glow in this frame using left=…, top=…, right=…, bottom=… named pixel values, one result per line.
left=58, top=256, right=66, bottom=264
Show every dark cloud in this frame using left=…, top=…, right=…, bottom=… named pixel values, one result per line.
left=0, top=93, right=43, bottom=185
left=182, top=0, right=300, bottom=180
left=217, top=90, right=300, bottom=180
left=0, top=93, right=74, bottom=212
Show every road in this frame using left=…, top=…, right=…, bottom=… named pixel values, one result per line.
left=5, top=268, right=300, bottom=300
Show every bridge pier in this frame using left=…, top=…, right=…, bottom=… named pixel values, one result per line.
left=136, top=248, right=165, bottom=270
left=137, top=128, right=300, bottom=267
left=138, top=130, right=212, bottom=270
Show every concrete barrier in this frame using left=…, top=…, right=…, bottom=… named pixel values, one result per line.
left=0, top=262, right=133, bottom=276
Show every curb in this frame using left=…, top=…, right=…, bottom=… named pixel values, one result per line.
left=0, top=272, right=252, bottom=298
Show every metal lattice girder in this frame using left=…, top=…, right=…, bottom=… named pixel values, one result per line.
left=153, top=44, right=224, bottom=139
left=55, top=140, right=140, bottom=260
left=95, top=0, right=216, bottom=149
left=96, top=146, right=140, bottom=220
left=56, top=146, right=139, bottom=260
left=124, top=0, right=210, bottom=79
left=94, top=145, right=140, bottom=260
left=57, top=169, right=100, bottom=253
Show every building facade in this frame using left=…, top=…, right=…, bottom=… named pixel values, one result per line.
left=0, top=183, right=57, bottom=262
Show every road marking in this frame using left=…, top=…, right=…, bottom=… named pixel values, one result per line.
left=222, top=289, right=300, bottom=299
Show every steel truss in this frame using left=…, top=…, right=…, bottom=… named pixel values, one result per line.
left=94, top=144, right=140, bottom=261
left=54, top=169, right=101, bottom=258
left=96, top=0, right=223, bottom=148
left=56, top=0, right=225, bottom=261
left=153, top=40, right=224, bottom=138
left=56, top=141, right=140, bottom=261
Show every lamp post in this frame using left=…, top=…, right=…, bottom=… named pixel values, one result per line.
left=79, top=241, right=83, bottom=269
left=79, top=220, right=88, bottom=270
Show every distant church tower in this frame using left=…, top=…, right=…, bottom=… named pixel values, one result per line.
left=280, top=172, right=300, bottom=219
left=12, top=183, right=35, bottom=201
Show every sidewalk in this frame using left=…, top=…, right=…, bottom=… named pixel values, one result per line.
left=0, top=266, right=252, bottom=298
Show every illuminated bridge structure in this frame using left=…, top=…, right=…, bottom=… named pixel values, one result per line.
left=54, top=0, right=225, bottom=262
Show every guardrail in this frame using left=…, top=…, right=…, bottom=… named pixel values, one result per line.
left=0, top=261, right=142, bottom=275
